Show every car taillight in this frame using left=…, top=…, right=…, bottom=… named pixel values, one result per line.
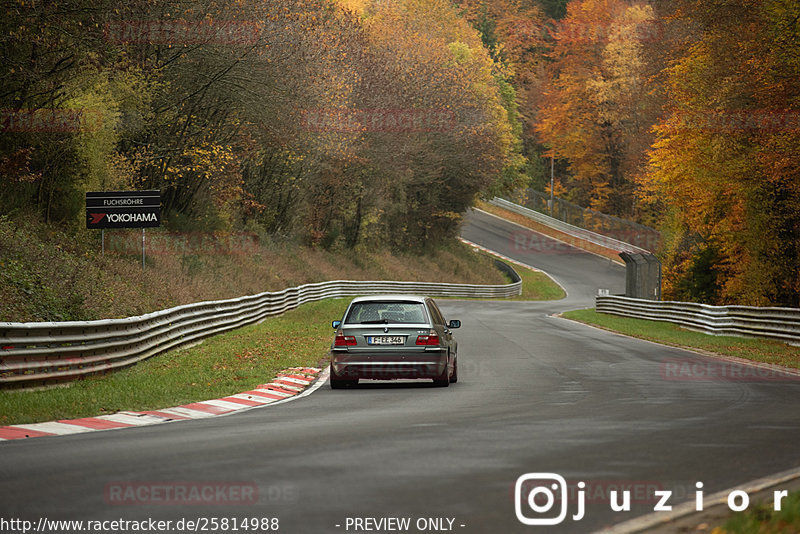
left=335, top=334, right=357, bottom=347
left=416, top=331, right=440, bottom=346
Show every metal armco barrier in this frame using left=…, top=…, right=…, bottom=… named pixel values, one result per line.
left=596, top=295, right=800, bottom=345
left=510, top=189, right=661, bottom=252
left=0, top=262, right=521, bottom=388
left=489, top=197, right=649, bottom=254
left=490, top=197, right=663, bottom=300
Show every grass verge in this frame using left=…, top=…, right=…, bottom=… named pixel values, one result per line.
left=459, top=244, right=565, bottom=302
left=0, top=299, right=348, bottom=426
left=0, top=212, right=506, bottom=322
left=561, top=308, right=799, bottom=369
left=0, top=262, right=563, bottom=426
left=715, top=490, right=800, bottom=533
left=503, top=263, right=565, bottom=301
left=490, top=264, right=567, bottom=300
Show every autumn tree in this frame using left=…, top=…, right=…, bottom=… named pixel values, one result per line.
left=1, top=0, right=527, bottom=254
left=534, top=0, right=661, bottom=217
left=644, top=0, right=800, bottom=306
left=453, top=0, right=554, bottom=191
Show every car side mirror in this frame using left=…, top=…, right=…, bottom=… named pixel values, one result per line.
left=332, top=320, right=341, bottom=329
left=448, top=320, right=461, bottom=329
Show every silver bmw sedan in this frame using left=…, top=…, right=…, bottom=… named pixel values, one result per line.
left=329, top=295, right=461, bottom=388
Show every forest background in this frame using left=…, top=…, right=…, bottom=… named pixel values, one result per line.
left=2, top=0, right=798, bottom=310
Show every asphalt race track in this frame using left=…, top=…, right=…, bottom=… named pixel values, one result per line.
left=1, top=209, right=799, bottom=533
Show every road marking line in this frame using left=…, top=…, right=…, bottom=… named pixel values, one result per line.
left=277, top=374, right=314, bottom=383
left=200, top=399, right=254, bottom=411
left=263, top=367, right=331, bottom=408
left=595, top=466, right=800, bottom=533
left=58, top=418, right=134, bottom=430
left=97, top=413, right=169, bottom=426
left=155, top=406, right=218, bottom=419
left=1, top=367, right=323, bottom=441
left=180, top=402, right=236, bottom=415
left=0, top=427, right=54, bottom=440
left=14, top=422, right=93, bottom=435
left=260, top=384, right=299, bottom=395
left=220, top=395, right=269, bottom=406
left=140, top=410, right=191, bottom=420
left=458, top=236, right=570, bottom=298
left=272, top=380, right=304, bottom=390
left=211, top=367, right=330, bottom=416
left=554, top=314, right=800, bottom=377
left=247, top=389, right=290, bottom=399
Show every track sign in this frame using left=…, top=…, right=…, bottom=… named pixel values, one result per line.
left=86, top=191, right=161, bottom=229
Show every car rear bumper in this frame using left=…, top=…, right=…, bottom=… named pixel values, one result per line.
left=330, top=349, right=448, bottom=380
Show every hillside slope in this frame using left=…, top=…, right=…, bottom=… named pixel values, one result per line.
left=0, top=213, right=507, bottom=323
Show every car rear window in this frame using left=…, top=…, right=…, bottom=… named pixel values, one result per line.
left=345, top=301, right=428, bottom=324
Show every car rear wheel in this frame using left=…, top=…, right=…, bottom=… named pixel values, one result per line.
left=330, top=377, right=358, bottom=389
left=433, top=360, right=450, bottom=387
left=450, top=354, right=458, bottom=383
left=329, top=365, right=357, bottom=389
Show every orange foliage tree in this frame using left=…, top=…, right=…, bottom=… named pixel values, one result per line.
left=534, top=0, right=661, bottom=217
left=644, top=0, right=800, bottom=306
left=1, top=0, right=522, bottom=252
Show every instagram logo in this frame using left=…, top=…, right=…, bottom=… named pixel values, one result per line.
left=515, top=473, right=574, bottom=526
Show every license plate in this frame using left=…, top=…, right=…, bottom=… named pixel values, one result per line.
left=368, top=336, right=404, bottom=345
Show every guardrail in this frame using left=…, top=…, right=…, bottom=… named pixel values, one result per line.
left=489, top=197, right=649, bottom=254
left=596, top=295, right=800, bottom=345
left=0, top=261, right=521, bottom=388
left=510, top=189, right=661, bottom=252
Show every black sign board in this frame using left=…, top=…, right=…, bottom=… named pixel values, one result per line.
left=86, top=190, right=161, bottom=229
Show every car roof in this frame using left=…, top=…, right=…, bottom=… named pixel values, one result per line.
left=348, top=295, right=428, bottom=304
